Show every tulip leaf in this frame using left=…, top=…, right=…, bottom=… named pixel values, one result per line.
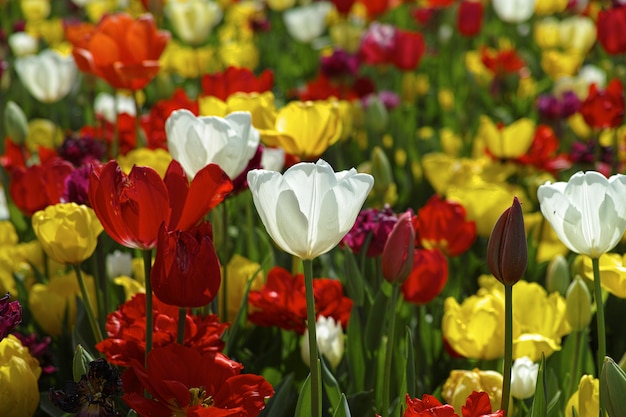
left=332, top=394, right=352, bottom=417
left=321, top=355, right=342, bottom=411
left=343, top=249, right=367, bottom=306
left=405, top=326, right=416, bottom=398
left=346, top=308, right=365, bottom=392
left=530, top=355, right=547, bottom=417
left=294, top=372, right=312, bottom=417
left=259, top=373, right=296, bottom=417
left=365, top=290, right=388, bottom=351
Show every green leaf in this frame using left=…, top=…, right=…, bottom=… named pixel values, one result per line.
left=321, top=356, right=342, bottom=411
left=72, top=344, right=95, bottom=382
left=346, top=308, right=366, bottom=392
left=405, top=326, right=416, bottom=398
left=294, top=372, right=312, bottom=417
left=259, top=373, right=296, bottom=417
left=332, top=394, right=352, bottom=417
left=365, top=290, right=388, bottom=351
left=531, top=355, right=547, bottom=417
left=343, top=249, right=366, bottom=306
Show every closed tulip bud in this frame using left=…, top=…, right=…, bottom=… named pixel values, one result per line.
left=487, top=196, right=528, bottom=286
left=382, top=211, right=415, bottom=284
left=371, top=146, right=393, bottom=199
left=364, top=95, right=389, bottom=133
left=602, top=356, right=626, bottom=417
left=546, top=254, right=570, bottom=296
left=301, top=316, right=344, bottom=369
left=4, top=101, right=29, bottom=145
left=510, top=357, right=539, bottom=399
left=565, top=275, right=592, bottom=331
left=72, top=345, right=95, bottom=383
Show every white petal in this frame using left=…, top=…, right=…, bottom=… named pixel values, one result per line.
left=538, top=184, right=586, bottom=254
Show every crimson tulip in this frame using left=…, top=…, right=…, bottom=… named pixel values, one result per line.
left=579, top=78, right=625, bottom=129
left=404, top=393, right=456, bottom=417
left=382, top=211, right=415, bottom=284
left=392, top=29, right=426, bottom=71
left=9, top=157, right=73, bottom=216
left=151, top=222, right=221, bottom=308
left=88, top=159, right=232, bottom=249
left=487, top=196, right=527, bottom=286
left=401, top=248, right=448, bottom=304
left=597, top=6, right=626, bottom=55
left=457, top=0, right=483, bottom=37
left=201, top=66, right=274, bottom=101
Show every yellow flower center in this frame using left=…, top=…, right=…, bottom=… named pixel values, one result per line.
left=189, top=387, right=214, bottom=408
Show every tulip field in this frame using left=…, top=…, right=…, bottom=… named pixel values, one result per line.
left=2, top=1, right=626, bottom=417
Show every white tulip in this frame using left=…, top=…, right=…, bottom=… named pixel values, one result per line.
left=492, top=0, right=536, bottom=23
left=510, top=357, right=539, bottom=399
left=15, top=49, right=78, bottom=103
left=260, top=146, right=285, bottom=172
left=247, top=159, right=374, bottom=260
left=165, top=0, right=223, bottom=45
left=0, top=188, right=9, bottom=220
left=537, top=171, right=626, bottom=258
left=94, top=92, right=136, bottom=123
left=283, top=2, right=333, bottom=43
left=106, top=250, right=134, bottom=279
left=166, top=109, right=260, bottom=180
left=301, top=316, right=344, bottom=369
left=8, top=32, right=38, bottom=57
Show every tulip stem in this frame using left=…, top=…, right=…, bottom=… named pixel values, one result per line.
left=568, top=329, right=583, bottom=398
left=177, top=307, right=186, bottom=345
left=73, top=265, right=103, bottom=344
left=134, top=90, right=144, bottom=149
left=592, top=256, right=606, bottom=412
left=382, top=283, right=400, bottom=417
left=143, top=249, right=153, bottom=367
left=501, top=283, right=513, bottom=415
left=303, top=259, right=321, bottom=417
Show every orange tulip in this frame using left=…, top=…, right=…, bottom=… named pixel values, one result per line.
left=70, top=13, right=170, bottom=91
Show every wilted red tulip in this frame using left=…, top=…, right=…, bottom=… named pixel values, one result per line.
left=9, top=157, right=73, bottom=216
left=413, top=195, right=476, bottom=257
left=70, top=13, right=170, bottom=91
left=382, top=211, right=415, bottom=283
left=401, top=248, right=448, bottom=304
left=201, top=66, right=274, bottom=101
left=487, top=196, right=527, bottom=286
left=88, top=159, right=232, bottom=249
left=151, top=222, right=221, bottom=308
left=457, top=0, right=483, bottom=37
left=579, top=79, right=625, bottom=129
left=597, top=6, right=626, bottom=55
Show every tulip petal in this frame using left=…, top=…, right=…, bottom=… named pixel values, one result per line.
left=276, top=189, right=310, bottom=258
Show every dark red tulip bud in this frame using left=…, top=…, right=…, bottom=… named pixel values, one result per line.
left=487, top=197, right=527, bottom=286
left=382, top=211, right=415, bottom=284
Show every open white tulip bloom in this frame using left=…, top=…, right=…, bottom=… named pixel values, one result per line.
left=537, top=171, right=626, bottom=258
left=283, top=2, right=333, bottom=43
left=166, top=109, right=260, bottom=180
left=15, top=49, right=78, bottom=103
left=165, top=0, right=223, bottom=45
left=247, top=159, right=374, bottom=260
left=510, top=357, right=539, bottom=400
left=491, top=0, right=535, bottom=23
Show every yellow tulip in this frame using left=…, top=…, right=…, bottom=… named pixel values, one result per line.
left=219, top=254, right=265, bottom=322
left=440, top=128, right=463, bottom=157
left=565, top=375, right=599, bottom=417
left=534, top=0, right=567, bottom=15
left=576, top=253, right=626, bottom=299
left=442, top=368, right=503, bottom=414
left=219, top=40, right=259, bottom=70
left=260, top=100, right=342, bottom=159
left=160, top=41, right=216, bottom=79
left=199, top=95, right=230, bottom=117
left=85, top=0, right=119, bottom=22
left=266, top=0, right=296, bottom=11
left=329, top=20, right=364, bottom=54
left=25, top=118, right=63, bottom=152
left=464, top=50, right=493, bottom=85
left=20, top=0, right=50, bottom=21
left=32, top=203, right=103, bottom=265
left=0, top=222, right=17, bottom=246
left=438, top=89, right=455, bottom=112
left=559, top=16, right=596, bottom=53
left=226, top=92, right=278, bottom=130
left=118, top=148, right=172, bottom=178
left=477, top=116, right=535, bottom=159
left=0, top=335, right=41, bottom=417
left=0, top=241, right=44, bottom=296
left=442, top=278, right=506, bottom=360
left=534, top=18, right=560, bottom=50
left=28, top=269, right=97, bottom=336
left=113, top=257, right=147, bottom=300
left=541, top=50, right=584, bottom=79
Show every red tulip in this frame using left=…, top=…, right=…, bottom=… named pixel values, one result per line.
left=201, top=66, right=274, bottom=101
left=413, top=195, right=476, bottom=257
left=392, top=29, right=426, bottom=71
left=151, top=222, right=221, bottom=308
left=382, top=211, right=415, bottom=283
left=597, top=6, right=626, bottom=55
left=487, top=196, right=527, bottom=286
left=88, top=159, right=232, bottom=249
left=404, top=393, right=456, bottom=417
left=122, top=343, right=273, bottom=417
left=579, top=78, right=625, bottom=129
left=401, top=248, right=448, bottom=305
left=9, top=157, right=73, bottom=216
left=457, top=0, right=483, bottom=37
left=70, top=13, right=170, bottom=91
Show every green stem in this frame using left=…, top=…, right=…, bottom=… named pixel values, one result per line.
left=303, top=259, right=321, bottom=417
left=143, top=249, right=153, bottom=367
left=568, top=329, right=583, bottom=399
left=501, top=284, right=513, bottom=414
left=592, top=256, right=606, bottom=413
left=382, top=283, right=401, bottom=417
left=177, top=307, right=186, bottom=345
left=134, top=90, right=144, bottom=149
left=95, top=235, right=108, bottom=332
left=72, top=265, right=103, bottom=344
